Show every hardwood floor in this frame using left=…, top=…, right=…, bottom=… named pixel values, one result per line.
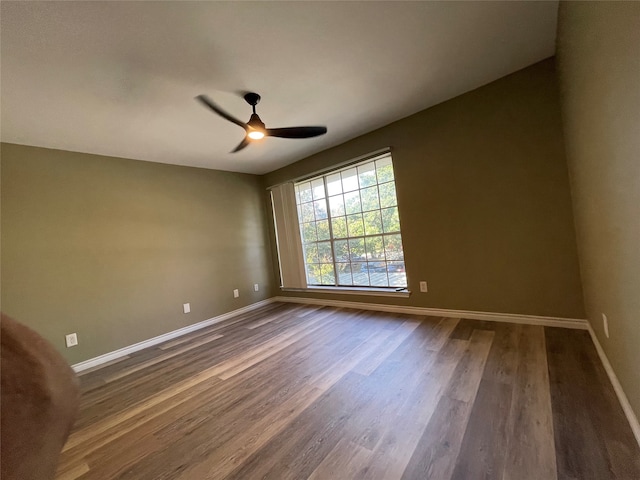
left=55, top=302, right=640, bottom=480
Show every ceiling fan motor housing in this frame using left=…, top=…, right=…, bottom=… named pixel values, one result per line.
left=248, top=113, right=265, bottom=130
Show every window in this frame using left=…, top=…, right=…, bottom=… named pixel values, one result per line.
left=293, top=153, right=407, bottom=289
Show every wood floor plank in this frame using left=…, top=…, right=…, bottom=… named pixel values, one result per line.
left=129, top=384, right=325, bottom=480
left=172, top=314, right=392, bottom=478
left=210, top=315, right=421, bottom=479
left=105, top=316, right=352, bottom=478
left=118, top=312, right=379, bottom=479
left=445, top=329, right=495, bottom=403
left=450, top=378, right=513, bottom=480
left=214, top=307, right=339, bottom=380
left=156, top=303, right=286, bottom=349
left=308, top=325, right=398, bottom=391
left=73, top=305, right=308, bottom=426
left=421, top=316, right=460, bottom=351
left=63, top=360, right=232, bottom=452
left=76, top=323, right=328, bottom=456
left=449, top=318, right=495, bottom=341
left=345, top=337, right=444, bottom=457
left=342, top=336, right=466, bottom=456
left=55, top=303, right=640, bottom=480
left=244, top=304, right=308, bottom=329
left=191, top=314, right=422, bottom=479
left=400, top=329, right=494, bottom=480
left=480, top=322, right=522, bottom=384
left=501, top=325, right=557, bottom=480
left=105, top=333, right=224, bottom=382
left=546, top=327, right=640, bottom=480
left=82, top=430, right=164, bottom=479
left=221, top=373, right=371, bottom=480
left=104, top=351, right=328, bottom=479
left=401, top=395, right=470, bottom=480
left=54, top=462, right=90, bottom=480
left=351, top=317, right=422, bottom=376
left=307, top=439, right=372, bottom=480
left=57, top=373, right=226, bottom=472
left=361, top=328, right=490, bottom=479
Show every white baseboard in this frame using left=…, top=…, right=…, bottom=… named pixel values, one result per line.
left=273, top=296, right=589, bottom=330
left=71, top=298, right=275, bottom=373
left=587, top=325, right=640, bottom=448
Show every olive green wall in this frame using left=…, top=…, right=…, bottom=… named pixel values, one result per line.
left=263, top=59, right=585, bottom=319
left=1, top=143, right=274, bottom=364
left=557, top=1, right=640, bottom=419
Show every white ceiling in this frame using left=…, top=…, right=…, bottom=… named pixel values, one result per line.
left=1, top=1, right=558, bottom=175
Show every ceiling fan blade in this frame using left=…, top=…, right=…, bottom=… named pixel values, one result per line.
left=266, top=126, right=327, bottom=139
left=196, top=95, right=248, bottom=130
left=230, top=137, right=250, bottom=153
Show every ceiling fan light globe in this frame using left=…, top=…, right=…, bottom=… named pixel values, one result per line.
left=248, top=130, right=265, bottom=140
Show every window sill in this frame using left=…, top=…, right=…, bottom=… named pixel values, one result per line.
left=280, top=286, right=411, bottom=298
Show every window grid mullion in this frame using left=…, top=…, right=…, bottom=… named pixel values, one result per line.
left=322, top=176, right=338, bottom=287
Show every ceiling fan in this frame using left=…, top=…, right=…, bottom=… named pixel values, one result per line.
left=196, top=93, right=328, bottom=153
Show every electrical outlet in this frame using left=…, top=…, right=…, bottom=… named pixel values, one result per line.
left=254, top=284, right=259, bottom=292
left=183, top=303, right=190, bottom=314
left=233, top=289, right=239, bottom=298
left=419, top=281, right=428, bottom=293
left=602, top=313, right=609, bottom=338
left=65, top=333, right=78, bottom=348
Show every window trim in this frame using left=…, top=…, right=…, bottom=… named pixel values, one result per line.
left=281, top=286, right=411, bottom=298
left=266, top=147, right=392, bottom=190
